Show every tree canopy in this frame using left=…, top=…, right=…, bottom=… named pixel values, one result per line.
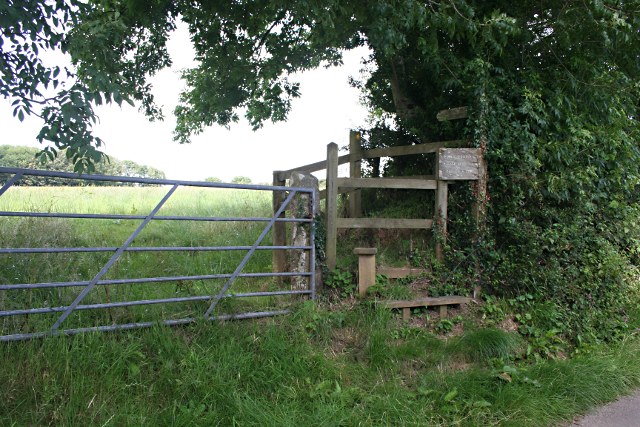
left=4, top=1, right=639, bottom=157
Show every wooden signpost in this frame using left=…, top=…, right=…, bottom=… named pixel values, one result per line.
left=435, top=148, right=483, bottom=261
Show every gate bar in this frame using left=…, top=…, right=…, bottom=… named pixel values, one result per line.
left=0, top=212, right=312, bottom=222
left=0, top=245, right=312, bottom=254
left=204, top=190, right=297, bottom=318
left=0, top=172, right=24, bottom=197
left=1, top=272, right=312, bottom=291
left=0, top=290, right=312, bottom=317
left=0, top=167, right=308, bottom=192
left=50, top=185, right=179, bottom=332
left=0, top=310, right=290, bottom=342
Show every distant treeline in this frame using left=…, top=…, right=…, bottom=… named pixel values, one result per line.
left=0, top=145, right=166, bottom=186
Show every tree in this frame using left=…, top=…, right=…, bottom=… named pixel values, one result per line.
left=231, top=176, right=252, bottom=185
left=5, top=2, right=639, bottom=155
left=0, top=145, right=165, bottom=185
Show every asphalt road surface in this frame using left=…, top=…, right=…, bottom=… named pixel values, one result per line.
left=571, top=390, right=640, bottom=426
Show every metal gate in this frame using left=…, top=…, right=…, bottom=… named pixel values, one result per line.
left=0, top=167, right=316, bottom=342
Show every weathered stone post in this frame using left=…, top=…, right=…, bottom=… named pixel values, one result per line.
left=289, top=171, right=319, bottom=292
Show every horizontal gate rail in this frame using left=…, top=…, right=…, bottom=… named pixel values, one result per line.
left=0, top=167, right=298, bottom=191
left=0, top=245, right=312, bottom=254
left=1, top=310, right=291, bottom=342
left=0, top=272, right=312, bottom=290
left=0, top=166, right=316, bottom=342
left=0, top=212, right=311, bottom=222
left=0, top=290, right=312, bottom=317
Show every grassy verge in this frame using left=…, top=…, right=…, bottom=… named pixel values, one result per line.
left=1, top=302, right=640, bottom=426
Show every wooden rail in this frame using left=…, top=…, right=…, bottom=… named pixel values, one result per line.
left=336, top=177, right=437, bottom=190
left=275, top=139, right=465, bottom=182
left=324, top=142, right=441, bottom=269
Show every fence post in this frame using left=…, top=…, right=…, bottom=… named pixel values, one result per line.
left=272, top=171, right=287, bottom=281
left=348, top=130, right=362, bottom=218
left=435, top=180, right=448, bottom=262
left=326, top=143, right=339, bottom=270
left=289, top=172, right=319, bottom=293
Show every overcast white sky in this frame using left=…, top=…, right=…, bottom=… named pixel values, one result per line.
left=0, top=22, right=370, bottom=183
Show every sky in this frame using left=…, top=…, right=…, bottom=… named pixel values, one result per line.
left=0, top=22, right=370, bottom=183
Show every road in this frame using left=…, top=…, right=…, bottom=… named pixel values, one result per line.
left=571, top=389, right=640, bottom=426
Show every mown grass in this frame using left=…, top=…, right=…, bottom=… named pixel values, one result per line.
left=2, top=186, right=640, bottom=426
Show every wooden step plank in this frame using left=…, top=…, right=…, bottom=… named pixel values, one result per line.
left=377, top=267, right=428, bottom=279
left=337, top=218, right=433, bottom=229
left=380, top=296, right=471, bottom=309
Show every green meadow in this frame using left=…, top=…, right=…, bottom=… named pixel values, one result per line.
left=2, top=186, right=640, bottom=426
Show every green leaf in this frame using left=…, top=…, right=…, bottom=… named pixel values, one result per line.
left=443, top=388, right=458, bottom=402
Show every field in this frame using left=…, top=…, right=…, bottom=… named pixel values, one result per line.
left=2, top=186, right=640, bottom=426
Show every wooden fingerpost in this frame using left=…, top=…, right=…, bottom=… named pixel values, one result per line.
left=348, top=130, right=362, bottom=218
left=272, top=171, right=287, bottom=283
left=435, top=180, right=448, bottom=262
left=326, top=143, right=339, bottom=271
left=354, top=247, right=377, bottom=297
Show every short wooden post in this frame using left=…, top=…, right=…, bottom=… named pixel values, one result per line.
left=272, top=171, right=287, bottom=282
left=354, top=247, right=377, bottom=296
left=348, top=130, right=362, bottom=218
left=435, top=180, right=448, bottom=262
left=439, top=305, right=448, bottom=318
left=326, top=143, right=339, bottom=270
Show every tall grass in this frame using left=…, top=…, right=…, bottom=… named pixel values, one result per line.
left=1, top=302, right=640, bottom=425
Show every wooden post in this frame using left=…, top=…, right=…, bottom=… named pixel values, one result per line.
left=472, top=143, right=488, bottom=299
left=354, top=247, right=377, bottom=296
left=435, top=180, right=448, bottom=262
left=348, top=130, right=362, bottom=218
left=326, top=143, right=339, bottom=270
left=272, top=171, right=287, bottom=282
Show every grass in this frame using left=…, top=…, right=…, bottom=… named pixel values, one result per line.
left=2, top=303, right=640, bottom=426
left=2, top=186, right=640, bottom=425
